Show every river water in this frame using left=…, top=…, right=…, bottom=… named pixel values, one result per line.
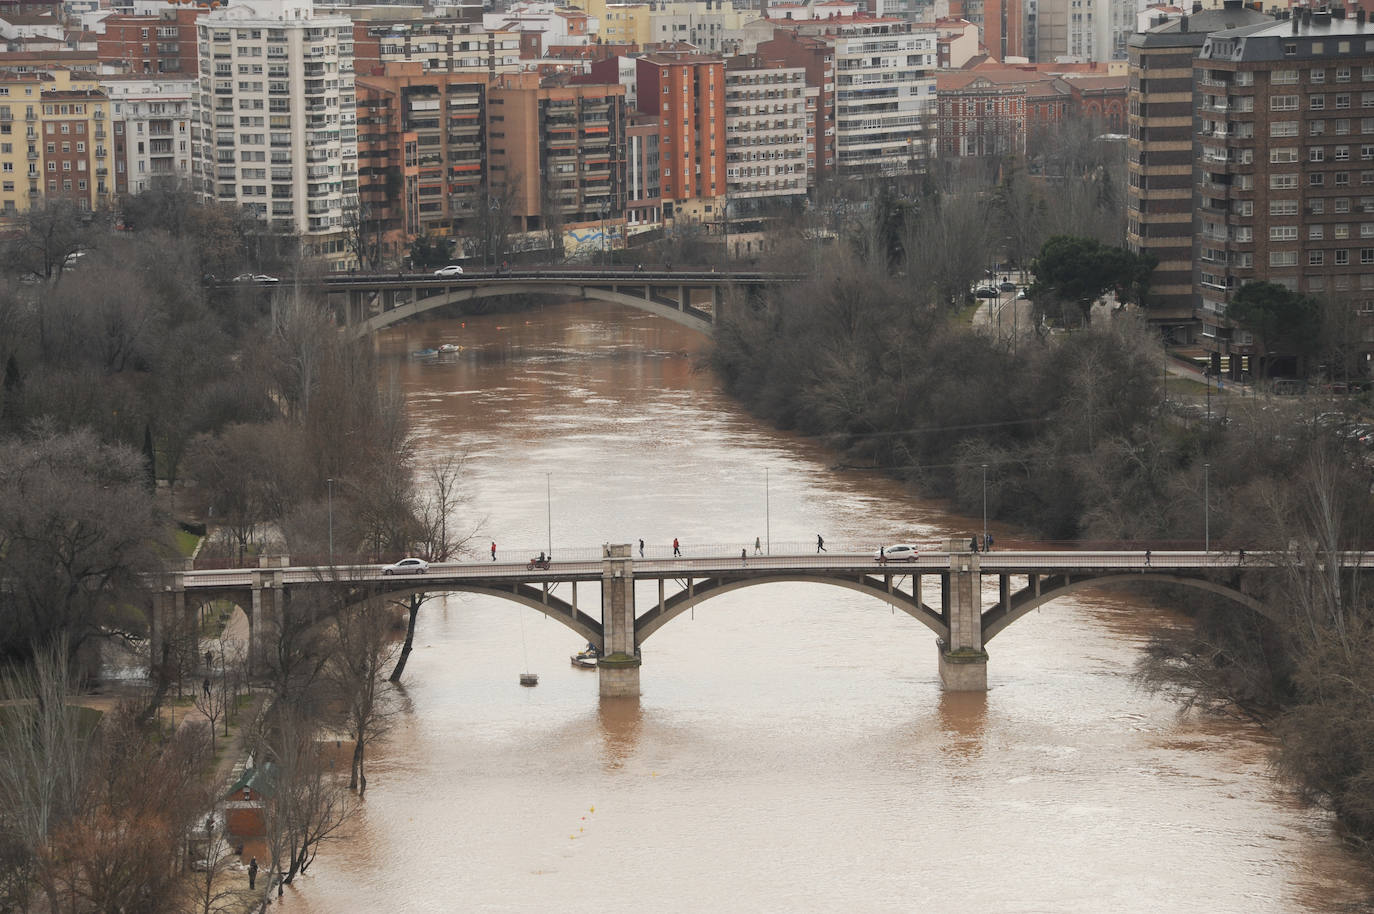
left=291, top=300, right=1371, bottom=913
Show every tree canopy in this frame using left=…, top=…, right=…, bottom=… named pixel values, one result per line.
left=1225, top=280, right=1320, bottom=370
left=1030, top=235, right=1156, bottom=325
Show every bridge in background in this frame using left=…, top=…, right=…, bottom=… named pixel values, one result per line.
left=261, top=268, right=797, bottom=335
left=153, top=541, right=1343, bottom=696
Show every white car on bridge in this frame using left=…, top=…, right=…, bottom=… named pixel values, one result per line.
left=876, top=544, right=919, bottom=562
left=383, top=557, right=429, bottom=575
left=433, top=265, right=464, bottom=277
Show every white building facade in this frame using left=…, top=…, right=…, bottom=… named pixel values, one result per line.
left=724, top=59, right=811, bottom=199
left=829, top=19, right=936, bottom=175
left=193, top=0, right=357, bottom=267
left=102, top=75, right=194, bottom=194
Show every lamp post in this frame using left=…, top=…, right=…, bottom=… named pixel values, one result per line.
left=598, top=199, right=609, bottom=267
left=765, top=466, right=771, bottom=556
left=326, top=477, right=334, bottom=566
left=981, top=463, right=988, bottom=549
left=488, top=197, right=501, bottom=269
left=1203, top=462, right=1211, bottom=553
left=546, top=472, right=552, bottom=557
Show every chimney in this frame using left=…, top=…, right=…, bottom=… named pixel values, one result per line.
left=1180, top=13, right=1189, bottom=29
left=1359, top=8, right=1368, bottom=23
left=1333, top=5, right=1345, bottom=18
left=1192, top=1, right=1202, bottom=11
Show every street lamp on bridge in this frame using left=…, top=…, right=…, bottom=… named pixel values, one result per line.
left=981, top=463, right=988, bottom=550
left=326, top=477, right=334, bottom=566
left=1203, top=462, right=1211, bottom=552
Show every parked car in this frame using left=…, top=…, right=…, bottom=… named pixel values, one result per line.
left=875, top=544, right=919, bottom=563
left=999, top=280, right=1016, bottom=292
left=254, top=274, right=280, bottom=283
left=434, top=264, right=464, bottom=276
left=382, top=557, right=429, bottom=575
left=1016, top=289, right=1029, bottom=300
left=974, top=287, right=998, bottom=298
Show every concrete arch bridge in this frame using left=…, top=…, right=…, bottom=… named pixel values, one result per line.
left=154, top=542, right=1334, bottom=697
left=295, top=268, right=795, bottom=336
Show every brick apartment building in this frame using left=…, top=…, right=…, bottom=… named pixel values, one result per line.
left=1126, top=0, right=1267, bottom=335
left=355, top=64, right=489, bottom=255
left=1192, top=9, right=1374, bottom=377
left=97, top=8, right=204, bottom=76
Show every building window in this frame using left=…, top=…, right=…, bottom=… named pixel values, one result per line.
left=1337, top=249, right=1350, bottom=264
left=1312, top=147, right=1326, bottom=161
left=1311, top=173, right=1326, bottom=187
left=1271, top=95, right=1300, bottom=110
left=1270, top=251, right=1298, bottom=266
left=1310, top=250, right=1325, bottom=265
left=1271, top=225, right=1299, bottom=241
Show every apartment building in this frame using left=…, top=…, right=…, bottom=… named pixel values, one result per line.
left=0, top=69, right=115, bottom=218
left=755, top=29, right=834, bottom=184
left=592, top=48, right=725, bottom=217
left=355, top=63, right=487, bottom=250
left=488, top=71, right=626, bottom=237
left=649, top=0, right=736, bottom=55
left=0, top=70, right=47, bottom=218
left=352, top=20, right=521, bottom=79
left=97, top=8, right=204, bottom=76
left=723, top=54, right=810, bottom=201
left=192, top=0, right=357, bottom=268
left=38, top=86, right=115, bottom=211
left=577, top=0, right=651, bottom=47
left=1192, top=9, right=1374, bottom=375
left=625, top=111, right=661, bottom=228
left=1126, top=0, right=1267, bottom=330
left=805, top=16, right=936, bottom=176
left=103, top=74, right=194, bottom=194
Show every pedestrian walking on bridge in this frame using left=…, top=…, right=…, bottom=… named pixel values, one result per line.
left=754, top=536, right=762, bottom=555
left=817, top=534, right=826, bottom=553
left=491, top=541, right=496, bottom=561
left=673, top=537, right=681, bottom=557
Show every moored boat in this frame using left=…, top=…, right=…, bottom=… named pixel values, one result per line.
left=570, top=644, right=599, bottom=669
left=438, top=343, right=460, bottom=353
left=411, top=348, right=438, bottom=359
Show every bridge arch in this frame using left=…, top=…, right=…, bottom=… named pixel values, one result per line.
left=361, top=581, right=603, bottom=646
left=983, top=573, right=1275, bottom=643
left=351, top=282, right=715, bottom=337
left=634, top=573, right=947, bottom=642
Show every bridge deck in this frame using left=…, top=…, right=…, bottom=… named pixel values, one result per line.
left=171, top=550, right=1342, bottom=589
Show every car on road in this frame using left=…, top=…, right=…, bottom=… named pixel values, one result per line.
left=233, top=273, right=279, bottom=283
left=1016, top=289, right=1029, bottom=299
left=433, top=264, right=464, bottom=276
left=875, top=544, right=919, bottom=563
left=999, top=280, right=1016, bottom=292
left=382, top=557, right=429, bottom=575
left=974, top=287, right=998, bottom=298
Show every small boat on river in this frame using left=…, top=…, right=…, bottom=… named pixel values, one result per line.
left=411, top=348, right=438, bottom=359
left=438, top=343, right=460, bottom=353
left=571, top=644, right=599, bottom=669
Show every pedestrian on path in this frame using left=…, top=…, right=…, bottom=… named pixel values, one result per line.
left=970, top=536, right=979, bottom=553
left=984, top=533, right=994, bottom=552
left=491, top=541, right=496, bottom=561
left=741, top=548, right=747, bottom=564
left=673, top=537, right=681, bottom=557
left=202, top=677, right=211, bottom=698
left=754, top=536, right=762, bottom=555
left=817, top=534, right=826, bottom=553
left=248, top=857, right=258, bottom=890
left=1145, top=549, right=1151, bottom=567
left=639, top=538, right=645, bottom=557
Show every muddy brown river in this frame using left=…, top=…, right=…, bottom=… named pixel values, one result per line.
left=288, top=300, right=1371, bottom=913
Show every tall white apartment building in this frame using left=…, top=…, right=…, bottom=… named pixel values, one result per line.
left=193, top=0, right=357, bottom=267
left=827, top=18, right=936, bottom=175
left=101, top=75, right=195, bottom=195
left=723, top=56, right=811, bottom=200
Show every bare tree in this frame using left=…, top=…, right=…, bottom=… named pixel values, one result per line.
left=257, top=707, right=354, bottom=906
left=389, top=456, right=479, bottom=682
left=328, top=596, right=397, bottom=797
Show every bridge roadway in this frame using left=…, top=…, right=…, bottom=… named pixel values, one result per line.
left=157, top=545, right=1351, bottom=695
left=233, top=267, right=799, bottom=336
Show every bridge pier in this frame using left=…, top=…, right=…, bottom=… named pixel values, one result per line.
left=249, top=556, right=288, bottom=675
left=939, top=544, right=988, bottom=691
left=598, top=543, right=641, bottom=697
